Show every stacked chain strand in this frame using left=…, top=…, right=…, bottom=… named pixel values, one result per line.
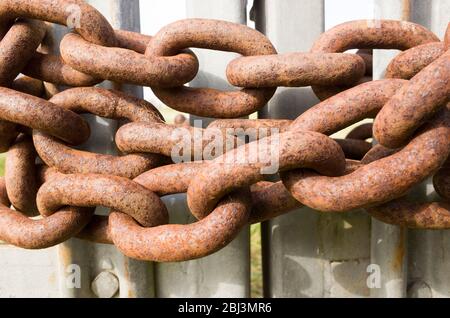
left=0, top=0, right=449, bottom=261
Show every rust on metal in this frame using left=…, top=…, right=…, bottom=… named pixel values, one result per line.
left=187, top=131, right=346, bottom=219
left=0, top=0, right=117, bottom=46
left=0, top=175, right=94, bottom=249
left=226, top=52, right=365, bottom=87
left=374, top=51, right=450, bottom=148
left=37, top=173, right=168, bottom=227
left=283, top=105, right=450, bottom=212
left=33, top=87, right=166, bottom=178
left=0, top=10, right=447, bottom=261
left=5, top=134, right=39, bottom=215
left=0, top=88, right=90, bottom=145
left=60, top=31, right=199, bottom=87
left=310, top=19, right=439, bottom=100
left=0, top=19, right=46, bottom=86
left=385, top=42, right=444, bottom=79
left=146, top=18, right=277, bottom=118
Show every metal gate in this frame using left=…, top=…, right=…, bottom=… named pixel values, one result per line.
left=0, top=0, right=448, bottom=298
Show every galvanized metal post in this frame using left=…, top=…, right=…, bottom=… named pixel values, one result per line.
left=56, top=0, right=155, bottom=298
left=255, top=0, right=372, bottom=297
left=153, top=0, right=251, bottom=298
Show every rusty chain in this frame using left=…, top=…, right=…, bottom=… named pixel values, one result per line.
left=0, top=0, right=448, bottom=262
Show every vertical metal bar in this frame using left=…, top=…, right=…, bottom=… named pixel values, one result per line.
left=405, top=0, right=450, bottom=298
left=255, top=0, right=371, bottom=298
left=371, top=0, right=409, bottom=298
left=56, top=0, right=155, bottom=298
left=253, top=0, right=326, bottom=297
left=154, top=0, right=251, bottom=298
left=372, top=0, right=450, bottom=298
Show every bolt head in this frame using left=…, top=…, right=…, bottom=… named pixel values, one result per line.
left=91, top=271, right=119, bottom=298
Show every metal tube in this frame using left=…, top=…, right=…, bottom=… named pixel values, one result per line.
left=154, top=0, right=251, bottom=298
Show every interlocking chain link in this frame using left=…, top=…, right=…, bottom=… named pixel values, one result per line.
left=0, top=0, right=448, bottom=262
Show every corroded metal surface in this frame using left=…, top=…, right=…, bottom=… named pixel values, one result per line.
left=0, top=0, right=448, bottom=273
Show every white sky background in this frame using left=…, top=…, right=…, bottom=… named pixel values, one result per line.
left=139, top=0, right=375, bottom=118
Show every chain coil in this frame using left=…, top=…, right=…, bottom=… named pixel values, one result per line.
left=0, top=0, right=448, bottom=262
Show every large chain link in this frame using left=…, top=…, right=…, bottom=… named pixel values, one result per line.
left=0, top=0, right=449, bottom=262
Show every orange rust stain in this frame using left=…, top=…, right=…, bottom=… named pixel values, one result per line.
left=402, top=0, right=411, bottom=21
left=58, top=244, right=73, bottom=266
left=123, top=258, right=135, bottom=298
left=392, top=227, right=406, bottom=271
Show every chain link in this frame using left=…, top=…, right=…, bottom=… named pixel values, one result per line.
left=0, top=0, right=448, bottom=261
